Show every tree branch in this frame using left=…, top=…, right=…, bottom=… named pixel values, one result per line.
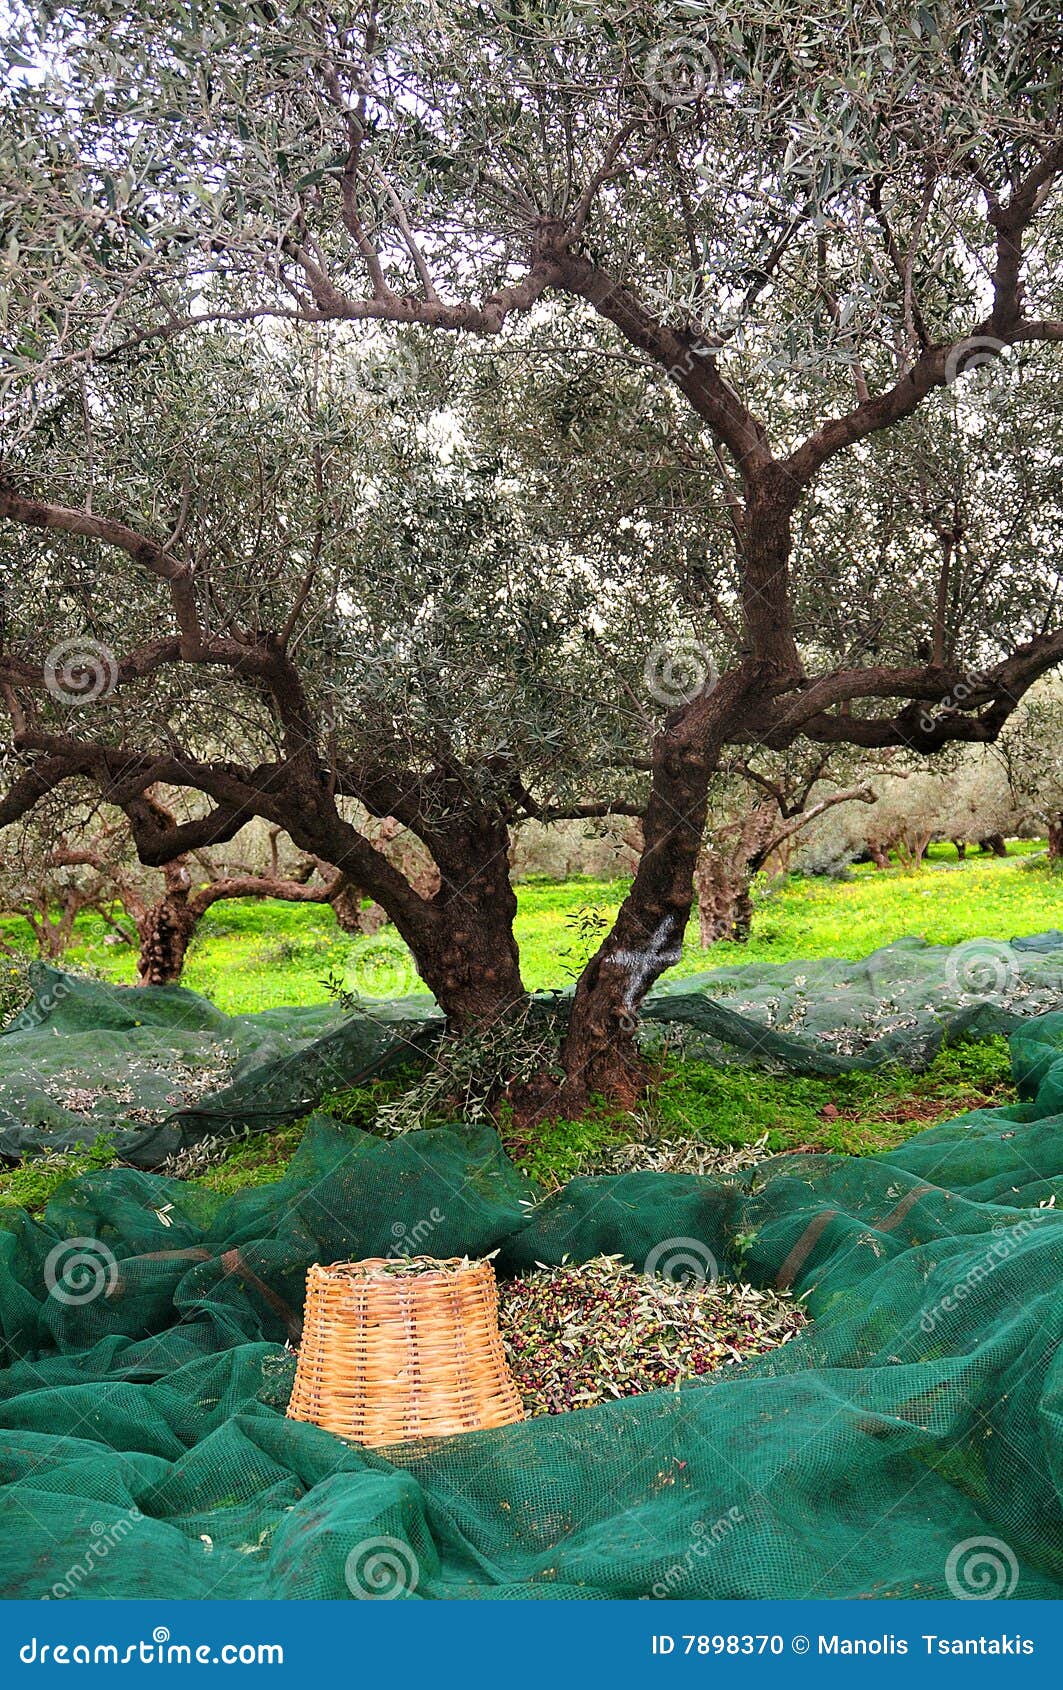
left=0, top=486, right=203, bottom=653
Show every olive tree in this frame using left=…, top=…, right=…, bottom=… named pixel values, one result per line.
left=694, top=752, right=877, bottom=942
left=2, top=1, right=1063, bottom=1113
left=0, top=798, right=121, bottom=959
left=0, top=326, right=655, bottom=1022
left=0, top=780, right=378, bottom=980
left=998, top=678, right=1063, bottom=856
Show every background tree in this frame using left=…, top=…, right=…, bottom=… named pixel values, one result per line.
left=0, top=786, right=379, bottom=982
left=0, top=802, right=120, bottom=959
left=2, top=2, right=1063, bottom=1115
left=104, top=794, right=379, bottom=986
left=998, top=679, right=1063, bottom=858
left=694, top=752, right=877, bottom=943
left=791, top=743, right=1046, bottom=870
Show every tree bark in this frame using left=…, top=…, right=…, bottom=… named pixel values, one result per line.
left=550, top=665, right=767, bottom=1115
left=329, top=880, right=387, bottom=936
left=979, top=833, right=1008, bottom=858
left=896, top=828, right=933, bottom=868
left=695, top=803, right=778, bottom=945
left=695, top=782, right=876, bottom=947
left=17, top=888, right=95, bottom=960
left=409, top=817, right=526, bottom=1032
left=1048, top=817, right=1063, bottom=860
left=696, top=855, right=756, bottom=944
left=136, top=873, right=197, bottom=984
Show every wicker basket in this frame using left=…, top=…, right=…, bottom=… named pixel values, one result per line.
left=286, top=1254, right=525, bottom=1447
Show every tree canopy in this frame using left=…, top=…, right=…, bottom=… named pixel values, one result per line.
left=2, top=0, right=1062, bottom=1111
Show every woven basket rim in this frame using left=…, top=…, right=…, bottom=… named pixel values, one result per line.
left=313, top=1254, right=492, bottom=1285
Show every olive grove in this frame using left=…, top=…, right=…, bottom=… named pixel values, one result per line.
left=2, top=2, right=1062, bottom=1115
left=0, top=788, right=383, bottom=982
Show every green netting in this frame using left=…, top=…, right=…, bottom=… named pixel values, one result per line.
left=641, top=933, right=1063, bottom=1070
left=0, top=966, right=442, bottom=1165
left=5, top=933, right=1063, bottom=1165
left=1, top=945, right=1063, bottom=1599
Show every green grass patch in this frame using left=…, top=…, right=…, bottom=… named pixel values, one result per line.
left=189, top=1121, right=309, bottom=1196
left=0, top=1134, right=119, bottom=1215
left=646, top=1036, right=1015, bottom=1156
left=515, top=1037, right=1015, bottom=1185
left=4, top=844, right=1057, bottom=1016
left=0, top=1034, right=1005, bottom=1211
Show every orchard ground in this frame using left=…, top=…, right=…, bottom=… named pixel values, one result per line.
left=0, top=842, right=1057, bottom=1207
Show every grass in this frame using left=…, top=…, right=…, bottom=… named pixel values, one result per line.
left=189, top=1120, right=311, bottom=1196
left=0, top=1037, right=1017, bottom=1212
left=1, top=839, right=1058, bottom=1016
left=499, top=1036, right=1017, bottom=1186
left=0, top=1135, right=120, bottom=1215
left=0, top=845, right=1052, bottom=1208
